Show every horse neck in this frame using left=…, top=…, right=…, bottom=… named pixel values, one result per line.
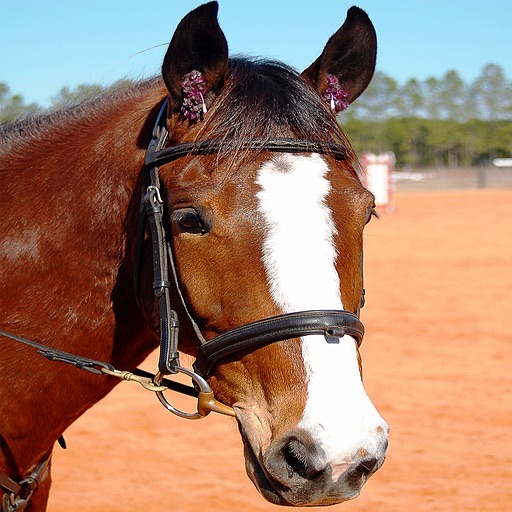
left=0, top=83, right=166, bottom=477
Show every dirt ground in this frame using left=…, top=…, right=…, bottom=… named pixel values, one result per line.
left=48, top=189, right=512, bottom=512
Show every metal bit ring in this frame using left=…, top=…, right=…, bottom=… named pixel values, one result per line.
left=154, top=367, right=235, bottom=419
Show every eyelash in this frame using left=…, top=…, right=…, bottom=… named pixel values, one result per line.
left=171, top=208, right=209, bottom=235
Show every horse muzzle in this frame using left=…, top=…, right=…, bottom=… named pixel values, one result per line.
left=242, top=426, right=387, bottom=506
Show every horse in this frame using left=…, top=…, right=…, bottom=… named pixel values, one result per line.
left=0, top=2, right=388, bottom=509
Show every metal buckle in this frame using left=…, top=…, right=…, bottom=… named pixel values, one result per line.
left=100, top=368, right=168, bottom=392
left=153, top=367, right=235, bottom=419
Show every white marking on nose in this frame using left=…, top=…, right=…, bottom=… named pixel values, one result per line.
left=256, top=153, right=387, bottom=476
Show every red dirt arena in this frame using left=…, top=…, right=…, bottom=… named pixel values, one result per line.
left=48, top=188, right=511, bottom=512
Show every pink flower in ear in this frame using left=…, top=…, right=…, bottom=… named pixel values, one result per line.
left=181, top=70, right=208, bottom=120
left=323, top=74, right=349, bottom=113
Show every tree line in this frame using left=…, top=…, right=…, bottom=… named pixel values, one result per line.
left=343, top=64, right=512, bottom=167
left=1, top=64, right=511, bottom=168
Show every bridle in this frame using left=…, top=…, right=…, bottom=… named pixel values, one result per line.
left=0, top=97, right=366, bottom=511
left=137, top=99, right=366, bottom=414
left=0, top=97, right=366, bottom=417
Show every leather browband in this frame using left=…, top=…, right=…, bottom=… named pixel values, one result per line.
left=145, top=137, right=349, bottom=168
left=193, top=310, right=364, bottom=378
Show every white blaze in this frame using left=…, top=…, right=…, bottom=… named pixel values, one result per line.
left=256, top=153, right=341, bottom=312
left=256, top=154, right=386, bottom=475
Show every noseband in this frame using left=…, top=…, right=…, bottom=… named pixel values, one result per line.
left=136, top=99, right=366, bottom=414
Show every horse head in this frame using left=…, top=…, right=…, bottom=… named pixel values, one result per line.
left=139, top=2, right=388, bottom=506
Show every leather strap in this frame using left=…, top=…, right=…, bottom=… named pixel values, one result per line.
left=0, top=329, right=115, bottom=375
left=143, top=181, right=180, bottom=374
left=145, top=137, right=349, bottom=168
left=0, top=474, right=20, bottom=496
left=137, top=100, right=181, bottom=375
left=193, top=310, right=364, bottom=378
left=1, top=455, right=51, bottom=512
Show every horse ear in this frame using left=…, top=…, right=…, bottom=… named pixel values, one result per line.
left=162, top=2, right=228, bottom=119
left=301, top=6, right=377, bottom=111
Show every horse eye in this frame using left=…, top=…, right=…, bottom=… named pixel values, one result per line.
left=172, top=208, right=208, bottom=234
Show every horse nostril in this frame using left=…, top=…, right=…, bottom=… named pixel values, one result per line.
left=354, top=457, right=379, bottom=476
left=262, top=431, right=328, bottom=486
left=282, top=438, right=323, bottom=480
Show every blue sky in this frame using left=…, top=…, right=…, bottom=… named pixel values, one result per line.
left=1, top=0, right=511, bottom=106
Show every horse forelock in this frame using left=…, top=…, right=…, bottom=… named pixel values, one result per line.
left=187, top=58, right=358, bottom=180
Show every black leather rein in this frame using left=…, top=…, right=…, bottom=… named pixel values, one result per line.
left=139, top=99, right=365, bottom=382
